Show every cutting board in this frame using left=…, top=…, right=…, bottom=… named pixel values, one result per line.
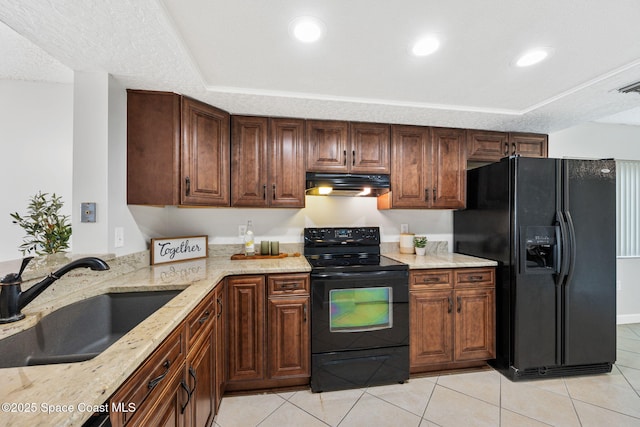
left=230, top=252, right=301, bottom=260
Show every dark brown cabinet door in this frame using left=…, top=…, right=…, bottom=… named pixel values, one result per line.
left=306, top=120, right=349, bottom=172
left=410, top=290, right=454, bottom=368
left=466, top=130, right=509, bottom=162
left=181, top=97, right=230, bottom=206
left=268, top=296, right=310, bottom=379
left=269, top=118, right=306, bottom=207
left=186, top=330, right=215, bottom=427
left=231, top=116, right=269, bottom=206
left=389, top=125, right=431, bottom=208
left=454, top=288, right=495, bottom=362
left=127, top=90, right=181, bottom=205
left=349, top=122, right=390, bottom=173
left=431, top=127, right=466, bottom=209
left=134, top=369, right=186, bottom=427
left=508, top=132, right=548, bottom=158
left=227, top=276, right=265, bottom=383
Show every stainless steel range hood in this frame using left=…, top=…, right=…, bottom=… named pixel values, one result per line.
left=305, top=172, right=390, bottom=197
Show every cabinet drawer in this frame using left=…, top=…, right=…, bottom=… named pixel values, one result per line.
left=110, top=325, right=186, bottom=426
left=268, top=274, right=310, bottom=296
left=410, top=270, right=453, bottom=290
left=455, top=268, right=495, bottom=288
left=186, top=293, right=215, bottom=348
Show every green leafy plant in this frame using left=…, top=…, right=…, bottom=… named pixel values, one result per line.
left=10, top=192, right=72, bottom=255
left=413, top=235, right=428, bottom=248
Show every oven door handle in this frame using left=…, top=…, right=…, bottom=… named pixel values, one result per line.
left=311, top=270, right=407, bottom=280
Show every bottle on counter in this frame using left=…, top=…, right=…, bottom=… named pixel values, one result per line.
left=244, top=220, right=255, bottom=256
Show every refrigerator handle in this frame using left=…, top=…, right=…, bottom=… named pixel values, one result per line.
left=564, top=211, right=577, bottom=287
left=555, top=211, right=569, bottom=286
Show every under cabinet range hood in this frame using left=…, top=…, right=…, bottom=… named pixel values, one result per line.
left=305, top=172, right=390, bottom=197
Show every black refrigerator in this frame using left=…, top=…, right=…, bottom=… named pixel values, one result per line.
left=454, top=156, right=616, bottom=380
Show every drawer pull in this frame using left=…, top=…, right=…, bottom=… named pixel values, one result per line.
left=180, top=379, right=190, bottom=414
left=422, top=277, right=440, bottom=283
left=147, top=360, right=171, bottom=390
left=198, top=310, right=211, bottom=324
left=280, top=283, right=300, bottom=290
left=468, top=275, right=484, bottom=281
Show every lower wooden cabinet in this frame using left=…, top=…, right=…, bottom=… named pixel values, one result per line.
left=410, top=268, right=495, bottom=373
left=109, top=282, right=224, bottom=427
left=226, top=273, right=310, bottom=391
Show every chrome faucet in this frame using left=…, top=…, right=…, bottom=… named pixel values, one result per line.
left=0, top=256, right=110, bottom=323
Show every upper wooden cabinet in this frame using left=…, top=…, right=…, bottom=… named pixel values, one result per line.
left=467, top=130, right=548, bottom=162
left=306, top=120, right=390, bottom=173
left=381, top=125, right=465, bottom=209
left=232, top=116, right=305, bottom=208
left=127, top=90, right=230, bottom=206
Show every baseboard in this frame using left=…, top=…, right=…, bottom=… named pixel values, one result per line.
left=617, top=314, right=640, bottom=324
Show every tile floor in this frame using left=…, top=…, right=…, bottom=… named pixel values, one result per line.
left=215, top=324, right=640, bottom=426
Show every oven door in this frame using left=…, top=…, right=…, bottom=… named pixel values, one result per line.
left=311, top=269, right=409, bottom=354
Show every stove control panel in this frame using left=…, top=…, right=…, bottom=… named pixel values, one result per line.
left=304, top=227, right=380, bottom=246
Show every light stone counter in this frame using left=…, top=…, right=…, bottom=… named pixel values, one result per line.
left=384, top=252, right=498, bottom=269
left=0, top=254, right=310, bottom=427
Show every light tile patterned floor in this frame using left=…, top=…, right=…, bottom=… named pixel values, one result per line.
left=215, top=324, right=640, bottom=426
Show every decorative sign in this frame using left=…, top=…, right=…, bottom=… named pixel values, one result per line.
left=150, top=235, right=208, bottom=265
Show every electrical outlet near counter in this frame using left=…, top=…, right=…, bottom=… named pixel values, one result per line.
left=238, top=225, right=247, bottom=238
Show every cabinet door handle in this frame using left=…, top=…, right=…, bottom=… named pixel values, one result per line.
left=503, top=142, right=509, bottom=155
left=272, top=183, right=276, bottom=200
left=185, top=177, right=191, bottom=196
left=352, top=150, right=356, bottom=166
left=188, top=366, right=197, bottom=398
left=343, top=150, right=347, bottom=166
left=512, top=142, right=517, bottom=155
left=217, top=297, right=223, bottom=318
left=198, top=310, right=210, bottom=325
left=263, top=184, right=267, bottom=200
left=303, top=303, right=307, bottom=322
left=425, top=189, right=429, bottom=201
left=433, top=188, right=436, bottom=201
left=147, top=360, right=171, bottom=390
left=447, top=296, right=452, bottom=313
left=180, top=379, right=190, bottom=414
left=457, top=296, right=462, bottom=313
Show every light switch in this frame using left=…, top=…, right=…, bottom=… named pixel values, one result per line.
left=81, top=202, right=96, bottom=223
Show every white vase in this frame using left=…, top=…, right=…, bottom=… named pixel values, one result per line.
left=415, top=247, right=427, bottom=256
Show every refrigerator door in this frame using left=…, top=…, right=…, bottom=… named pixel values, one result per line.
left=561, top=159, right=616, bottom=366
left=512, top=157, right=560, bottom=370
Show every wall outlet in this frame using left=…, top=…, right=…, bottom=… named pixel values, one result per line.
left=114, top=227, right=124, bottom=248
left=238, top=225, right=247, bottom=238
left=400, top=224, right=409, bottom=233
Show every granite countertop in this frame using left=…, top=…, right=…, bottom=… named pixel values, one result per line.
left=384, top=252, right=498, bottom=269
left=0, top=255, right=310, bottom=427
left=0, top=250, right=496, bottom=426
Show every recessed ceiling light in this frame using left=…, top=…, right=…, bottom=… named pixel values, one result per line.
left=411, top=36, right=440, bottom=57
left=289, top=16, right=324, bottom=43
left=515, top=48, right=552, bottom=67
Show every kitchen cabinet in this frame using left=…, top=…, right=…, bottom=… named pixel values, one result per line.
left=109, top=285, right=221, bottom=427
left=226, top=273, right=310, bottom=391
left=231, top=116, right=305, bottom=207
left=306, top=120, right=390, bottom=173
left=466, top=130, right=548, bottom=162
left=409, top=268, right=495, bottom=373
left=127, top=90, right=230, bottom=206
left=379, top=125, right=465, bottom=209
left=213, top=284, right=226, bottom=412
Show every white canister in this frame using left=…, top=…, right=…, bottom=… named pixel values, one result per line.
left=399, top=233, right=415, bottom=254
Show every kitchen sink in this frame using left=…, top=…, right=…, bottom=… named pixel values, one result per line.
left=0, top=290, right=182, bottom=368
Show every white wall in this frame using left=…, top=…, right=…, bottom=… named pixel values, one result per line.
left=549, top=122, right=640, bottom=323
left=0, top=80, right=73, bottom=261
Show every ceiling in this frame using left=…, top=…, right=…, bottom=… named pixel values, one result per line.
left=2, top=0, right=640, bottom=133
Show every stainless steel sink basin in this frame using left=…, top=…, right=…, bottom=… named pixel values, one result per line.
left=0, top=290, right=181, bottom=368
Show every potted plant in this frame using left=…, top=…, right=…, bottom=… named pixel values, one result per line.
left=10, top=191, right=72, bottom=256
left=413, top=235, right=428, bottom=256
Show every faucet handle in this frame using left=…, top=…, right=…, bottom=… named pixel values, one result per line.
left=1, top=257, right=34, bottom=285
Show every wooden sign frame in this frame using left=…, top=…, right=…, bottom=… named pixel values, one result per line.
left=150, top=235, right=208, bottom=265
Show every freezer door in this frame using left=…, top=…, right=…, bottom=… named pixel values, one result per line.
left=512, top=158, right=560, bottom=369
left=562, top=159, right=616, bottom=366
